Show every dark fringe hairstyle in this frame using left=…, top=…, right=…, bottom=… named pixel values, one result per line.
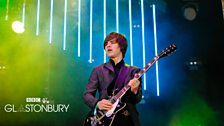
left=104, top=32, right=128, bottom=58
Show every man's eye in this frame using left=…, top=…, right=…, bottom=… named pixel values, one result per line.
left=111, top=41, right=116, bottom=44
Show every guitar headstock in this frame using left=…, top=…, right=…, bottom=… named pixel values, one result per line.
left=158, top=44, right=177, bottom=58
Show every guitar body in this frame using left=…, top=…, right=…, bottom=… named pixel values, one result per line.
left=83, top=101, right=126, bottom=126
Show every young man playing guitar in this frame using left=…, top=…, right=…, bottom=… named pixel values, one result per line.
left=83, top=32, right=142, bottom=126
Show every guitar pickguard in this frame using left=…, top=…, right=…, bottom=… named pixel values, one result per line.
left=84, top=101, right=126, bottom=126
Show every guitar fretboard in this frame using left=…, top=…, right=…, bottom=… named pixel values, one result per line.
left=111, top=56, right=159, bottom=103
left=110, top=44, right=177, bottom=103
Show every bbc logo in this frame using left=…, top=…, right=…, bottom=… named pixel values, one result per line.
left=26, top=98, right=41, bottom=103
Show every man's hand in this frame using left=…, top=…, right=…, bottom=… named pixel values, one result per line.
left=97, top=99, right=112, bottom=110
left=128, top=78, right=140, bottom=94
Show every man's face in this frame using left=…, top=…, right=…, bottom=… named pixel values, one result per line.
left=105, top=38, right=122, bottom=59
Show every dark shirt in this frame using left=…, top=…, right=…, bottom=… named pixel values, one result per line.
left=108, top=59, right=134, bottom=126
left=107, top=59, right=124, bottom=96
left=110, top=59, right=124, bottom=76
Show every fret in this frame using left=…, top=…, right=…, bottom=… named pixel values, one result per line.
left=113, top=85, right=130, bottom=101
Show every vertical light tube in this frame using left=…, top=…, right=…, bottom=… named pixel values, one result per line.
left=89, top=0, right=93, bottom=63
left=104, top=0, right=106, bottom=63
left=63, top=0, right=67, bottom=50
left=78, top=0, right=81, bottom=57
left=36, top=0, right=40, bottom=36
left=129, top=0, right=133, bottom=66
left=152, top=4, right=160, bottom=96
left=141, top=0, right=146, bottom=90
left=49, top=0, right=54, bottom=44
left=22, top=0, right=26, bottom=25
left=116, top=0, right=119, bottom=32
left=5, top=0, right=9, bottom=20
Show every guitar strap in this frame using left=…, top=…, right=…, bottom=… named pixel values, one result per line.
left=113, top=64, right=130, bottom=92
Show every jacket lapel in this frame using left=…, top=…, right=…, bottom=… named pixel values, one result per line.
left=98, top=62, right=115, bottom=99
left=103, top=61, right=115, bottom=88
left=104, top=61, right=114, bottom=72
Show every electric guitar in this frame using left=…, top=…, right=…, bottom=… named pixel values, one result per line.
left=84, top=44, right=177, bottom=126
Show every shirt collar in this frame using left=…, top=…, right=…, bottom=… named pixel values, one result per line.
left=109, top=59, right=124, bottom=67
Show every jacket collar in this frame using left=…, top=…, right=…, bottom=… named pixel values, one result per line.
left=104, top=59, right=124, bottom=72
left=104, top=60, right=114, bottom=72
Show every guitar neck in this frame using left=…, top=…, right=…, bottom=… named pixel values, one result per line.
left=111, top=84, right=131, bottom=103
left=135, top=56, right=159, bottom=79
left=111, top=44, right=177, bottom=103
left=111, top=56, right=160, bottom=103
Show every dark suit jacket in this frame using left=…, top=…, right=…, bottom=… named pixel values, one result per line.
left=83, top=61, right=142, bottom=126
